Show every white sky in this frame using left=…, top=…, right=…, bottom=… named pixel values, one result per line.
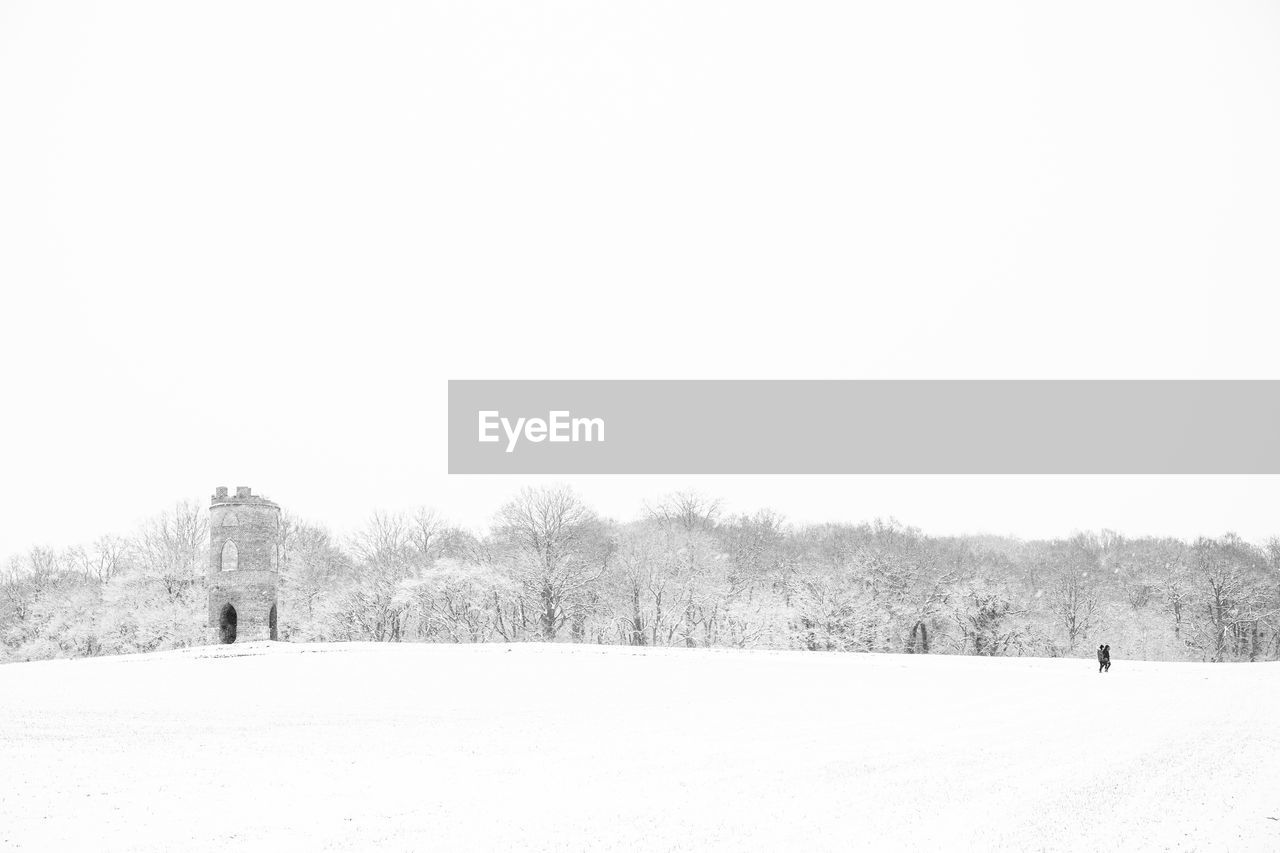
left=3, top=2, right=1280, bottom=558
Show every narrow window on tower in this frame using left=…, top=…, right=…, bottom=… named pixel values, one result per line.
left=221, top=539, right=238, bottom=572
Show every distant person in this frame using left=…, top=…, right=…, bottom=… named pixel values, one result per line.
left=1103, top=644, right=1111, bottom=672
left=1097, top=644, right=1106, bottom=673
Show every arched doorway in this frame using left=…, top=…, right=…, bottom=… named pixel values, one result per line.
left=219, top=603, right=237, bottom=644
left=907, top=620, right=929, bottom=654
left=269, top=604, right=278, bottom=641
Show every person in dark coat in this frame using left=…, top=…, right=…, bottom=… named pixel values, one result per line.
left=1097, top=644, right=1106, bottom=673
left=1102, top=644, right=1111, bottom=672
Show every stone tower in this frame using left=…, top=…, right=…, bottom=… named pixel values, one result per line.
left=208, top=486, right=281, bottom=644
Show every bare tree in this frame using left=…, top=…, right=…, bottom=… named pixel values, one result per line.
left=1188, top=535, right=1276, bottom=662
left=493, top=486, right=611, bottom=640
left=68, top=536, right=129, bottom=584
left=130, top=502, right=208, bottom=599
left=950, top=582, right=1036, bottom=656
left=409, top=508, right=446, bottom=564
left=609, top=525, right=660, bottom=645
left=1039, top=535, right=1105, bottom=653
left=342, top=512, right=420, bottom=641
left=406, top=559, right=514, bottom=643
left=647, top=491, right=721, bottom=532
left=278, top=515, right=351, bottom=635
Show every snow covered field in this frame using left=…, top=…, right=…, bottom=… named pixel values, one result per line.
left=2, top=643, right=1278, bottom=852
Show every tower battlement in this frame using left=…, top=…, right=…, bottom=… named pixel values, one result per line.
left=211, top=485, right=279, bottom=508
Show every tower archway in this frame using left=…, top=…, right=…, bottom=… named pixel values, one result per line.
left=218, top=603, right=237, bottom=644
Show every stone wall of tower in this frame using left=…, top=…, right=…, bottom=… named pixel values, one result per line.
left=208, top=486, right=280, bottom=643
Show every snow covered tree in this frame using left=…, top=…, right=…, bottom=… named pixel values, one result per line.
left=492, top=487, right=611, bottom=641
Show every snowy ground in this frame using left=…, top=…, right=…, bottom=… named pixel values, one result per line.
left=2, top=643, right=1278, bottom=852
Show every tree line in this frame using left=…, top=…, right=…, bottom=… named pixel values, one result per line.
left=3, top=487, right=1279, bottom=663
